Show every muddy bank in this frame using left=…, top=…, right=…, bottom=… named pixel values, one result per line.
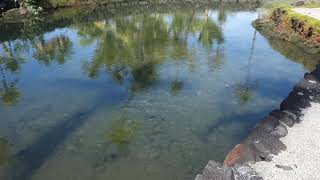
left=253, top=7, right=320, bottom=54
left=195, top=64, right=320, bottom=179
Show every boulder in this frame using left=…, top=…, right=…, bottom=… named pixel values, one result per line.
left=275, top=164, right=293, bottom=171
left=270, top=124, right=288, bottom=138
left=292, top=1, right=305, bottom=6
left=245, top=128, right=287, bottom=161
left=269, top=110, right=295, bottom=127
left=224, top=144, right=256, bottom=166
left=232, top=164, right=263, bottom=180
left=202, top=160, right=233, bottom=180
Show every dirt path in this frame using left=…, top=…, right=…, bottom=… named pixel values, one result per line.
left=294, top=8, right=320, bottom=20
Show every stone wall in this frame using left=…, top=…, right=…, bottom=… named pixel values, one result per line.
left=195, top=64, right=320, bottom=179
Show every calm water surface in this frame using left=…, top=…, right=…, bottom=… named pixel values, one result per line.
left=0, top=4, right=316, bottom=180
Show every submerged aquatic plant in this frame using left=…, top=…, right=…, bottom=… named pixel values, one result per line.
left=170, top=79, right=184, bottom=95
left=234, top=86, right=253, bottom=104
left=106, top=118, right=139, bottom=146
left=0, top=138, right=9, bottom=166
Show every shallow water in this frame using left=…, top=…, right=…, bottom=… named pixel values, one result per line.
left=0, top=4, right=317, bottom=180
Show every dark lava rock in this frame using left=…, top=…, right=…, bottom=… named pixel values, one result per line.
left=224, top=144, right=256, bottom=166
left=292, top=1, right=305, bottom=6
left=254, top=116, right=280, bottom=133
left=275, top=164, right=293, bottom=171
left=198, top=160, right=233, bottom=180
left=271, top=124, right=288, bottom=138
left=245, top=128, right=286, bottom=161
left=304, top=73, right=320, bottom=83
left=283, top=110, right=299, bottom=123
left=269, top=110, right=295, bottom=127
left=196, top=162, right=263, bottom=180
left=194, top=174, right=209, bottom=180
left=232, top=164, right=263, bottom=180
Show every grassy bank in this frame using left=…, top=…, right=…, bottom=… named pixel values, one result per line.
left=261, top=0, right=320, bottom=9
left=253, top=5, right=320, bottom=54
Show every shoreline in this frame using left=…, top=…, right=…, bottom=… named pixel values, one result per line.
left=0, top=0, right=261, bottom=20
left=0, top=1, right=260, bottom=42
left=252, top=7, right=320, bottom=54
left=250, top=102, right=320, bottom=179
left=195, top=63, right=320, bottom=179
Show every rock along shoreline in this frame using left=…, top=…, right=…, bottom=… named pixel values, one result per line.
left=195, top=64, right=320, bottom=179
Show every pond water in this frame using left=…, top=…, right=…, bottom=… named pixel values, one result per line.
left=0, top=3, right=318, bottom=180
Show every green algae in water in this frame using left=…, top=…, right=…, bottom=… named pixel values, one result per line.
left=0, top=138, right=9, bottom=166
left=106, top=118, right=139, bottom=146
left=170, top=80, right=184, bottom=95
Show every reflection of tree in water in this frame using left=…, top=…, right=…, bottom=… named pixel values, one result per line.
left=259, top=31, right=320, bottom=71
left=78, top=11, right=224, bottom=94
left=0, top=41, right=24, bottom=106
left=32, top=35, right=73, bottom=65
left=199, top=9, right=224, bottom=49
left=207, top=7, right=226, bottom=71
left=0, top=35, right=71, bottom=105
left=234, top=29, right=258, bottom=104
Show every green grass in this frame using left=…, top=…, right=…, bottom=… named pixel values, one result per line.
left=301, top=2, right=320, bottom=8
left=261, top=0, right=320, bottom=10
left=282, top=7, right=320, bottom=35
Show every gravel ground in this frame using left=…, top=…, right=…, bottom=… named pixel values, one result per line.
left=294, top=8, right=320, bottom=20
left=250, top=102, right=320, bottom=180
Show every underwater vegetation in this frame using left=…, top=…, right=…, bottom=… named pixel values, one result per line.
left=170, top=79, right=184, bottom=95
left=233, top=83, right=256, bottom=104
left=106, top=117, right=139, bottom=147
left=0, top=138, right=9, bottom=166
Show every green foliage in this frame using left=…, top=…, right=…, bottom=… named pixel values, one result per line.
left=282, top=7, right=320, bottom=36
left=234, top=86, right=253, bottom=104
left=49, top=0, right=75, bottom=8
left=24, top=0, right=44, bottom=15
left=106, top=118, right=139, bottom=146
left=301, top=1, right=320, bottom=8
left=170, top=80, right=184, bottom=95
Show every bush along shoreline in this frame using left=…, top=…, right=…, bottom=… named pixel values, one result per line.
left=195, top=64, right=320, bottom=180
left=253, top=7, right=320, bottom=54
left=0, top=0, right=262, bottom=19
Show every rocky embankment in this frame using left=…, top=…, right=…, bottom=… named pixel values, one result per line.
left=253, top=7, right=320, bottom=54
left=195, top=64, right=320, bottom=179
